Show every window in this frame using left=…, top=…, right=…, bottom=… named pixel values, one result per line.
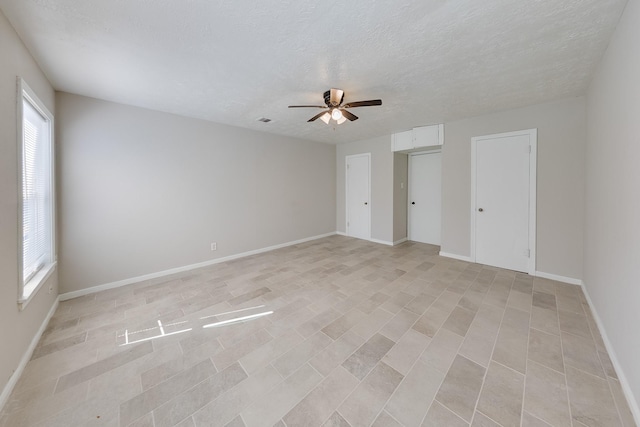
left=18, top=78, right=55, bottom=307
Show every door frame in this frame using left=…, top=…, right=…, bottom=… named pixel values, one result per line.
left=407, top=149, right=442, bottom=243
left=345, top=153, right=371, bottom=240
left=470, top=129, right=537, bottom=274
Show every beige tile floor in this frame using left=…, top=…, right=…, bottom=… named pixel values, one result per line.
left=1, top=236, right=636, bottom=427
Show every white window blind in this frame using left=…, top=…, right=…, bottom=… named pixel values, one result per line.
left=19, top=79, right=55, bottom=305
left=22, top=98, right=51, bottom=283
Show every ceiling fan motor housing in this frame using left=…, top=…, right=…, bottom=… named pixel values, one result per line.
left=324, top=90, right=343, bottom=107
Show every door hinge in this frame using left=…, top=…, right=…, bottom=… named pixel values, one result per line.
left=527, top=145, right=531, bottom=153
left=525, top=249, right=530, bottom=258
left=347, top=221, right=350, bottom=227
left=347, top=164, right=350, bottom=169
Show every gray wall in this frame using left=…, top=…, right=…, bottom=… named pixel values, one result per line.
left=336, top=136, right=394, bottom=243
left=56, top=93, right=336, bottom=294
left=441, top=97, right=586, bottom=280
left=0, top=10, right=58, bottom=398
left=393, top=153, right=408, bottom=243
left=585, top=0, right=640, bottom=414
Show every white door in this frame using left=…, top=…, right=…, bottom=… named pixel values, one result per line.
left=472, top=129, right=537, bottom=273
left=409, top=152, right=441, bottom=245
left=346, top=153, right=370, bottom=240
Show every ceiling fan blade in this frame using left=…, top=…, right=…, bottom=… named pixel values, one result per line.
left=342, top=99, right=382, bottom=108
left=341, top=109, right=359, bottom=121
left=288, top=105, right=326, bottom=108
left=330, top=88, right=344, bottom=106
left=308, top=110, right=330, bottom=122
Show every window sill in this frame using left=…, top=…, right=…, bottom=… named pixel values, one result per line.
left=19, top=262, right=56, bottom=311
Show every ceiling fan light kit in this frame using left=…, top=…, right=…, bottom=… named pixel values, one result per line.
left=289, top=88, right=382, bottom=125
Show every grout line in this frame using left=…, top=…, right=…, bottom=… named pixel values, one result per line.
left=605, top=374, right=629, bottom=426
left=276, top=363, right=331, bottom=426
left=435, top=397, right=476, bottom=425
left=528, top=324, right=560, bottom=337
left=523, top=410, right=553, bottom=426
left=582, top=298, right=628, bottom=426
left=476, top=408, right=507, bottom=427
left=565, top=362, right=614, bottom=382
left=315, top=373, right=357, bottom=427
left=469, top=274, right=514, bottom=426
left=521, top=289, right=534, bottom=427
left=556, top=288, right=575, bottom=427
left=560, top=328, right=603, bottom=342
left=209, top=354, right=219, bottom=372
left=525, top=358, right=566, bottom=379
left=379, top=409, right=405, bottom=426
left=366, top=360, right=417, bottom=427
left=305, top=362, right=325, bottom=379
left=491, top=359, right=526, bottom=377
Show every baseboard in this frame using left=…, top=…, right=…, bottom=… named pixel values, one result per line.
left=59, top=232, right=337, bottom=301
left=535, top=271, right=583, bottom=286
left=393, top=238, right=408, bottom=246
left=370, top=238, right=394, bottom=246
left=0, top=296, right=59, bottom=412
left=436, top=256, right=585, bottom=287
left=580, top=282, right=640, bottom=425
left=335, top=231, right=397, bottom=246
left=438, top=251, right=472, bottom=262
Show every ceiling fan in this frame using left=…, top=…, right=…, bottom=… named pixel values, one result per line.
left=288, top=88, right=382, bottom=125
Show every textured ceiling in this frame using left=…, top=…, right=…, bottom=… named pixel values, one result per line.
left=0, top=0, right=628, bottom=144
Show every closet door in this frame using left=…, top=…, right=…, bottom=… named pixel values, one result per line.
left=409, top=151, right=441, bottom=245
left=472, top=129, right=537, bottom=273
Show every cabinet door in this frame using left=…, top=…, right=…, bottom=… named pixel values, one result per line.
left=413, top=125, right=440, bottom=148
left=393, top=130, right=413, bottom=151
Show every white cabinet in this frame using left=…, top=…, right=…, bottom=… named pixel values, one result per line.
left=392, top=130, right=413, bottom=151
left=391, top=124, right=444, bottom=152
left=413, top=125, right=442, bottom=148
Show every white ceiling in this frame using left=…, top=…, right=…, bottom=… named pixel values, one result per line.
left=0, top=0, right=628, bottom=144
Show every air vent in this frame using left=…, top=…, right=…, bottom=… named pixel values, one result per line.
left=256, top=117, right=272, bottom=123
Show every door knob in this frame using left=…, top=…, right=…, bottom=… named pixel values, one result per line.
left=478, top=208, right=484, bottom=212
left=411, top=202, right=415, bottom=205
left=364, top=202, right=368, bottom=205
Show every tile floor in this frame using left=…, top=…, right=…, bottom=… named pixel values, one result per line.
left=0, top=236, right=636, bottom=427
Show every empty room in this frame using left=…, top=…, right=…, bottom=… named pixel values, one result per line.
left=1, top=0, right=639, bottom=426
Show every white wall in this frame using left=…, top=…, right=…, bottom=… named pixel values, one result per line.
left=441, top=97, right=586, bottom=280
left=336, top=135, right=394, bottom=243
left=585, top=0, right=640, bottom=415
left=56, top=93, right=336, bottom=294
left=0, top=10, right=58, bottom=402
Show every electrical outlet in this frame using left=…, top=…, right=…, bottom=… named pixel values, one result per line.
left=210, top=242, right=217, bottom=251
